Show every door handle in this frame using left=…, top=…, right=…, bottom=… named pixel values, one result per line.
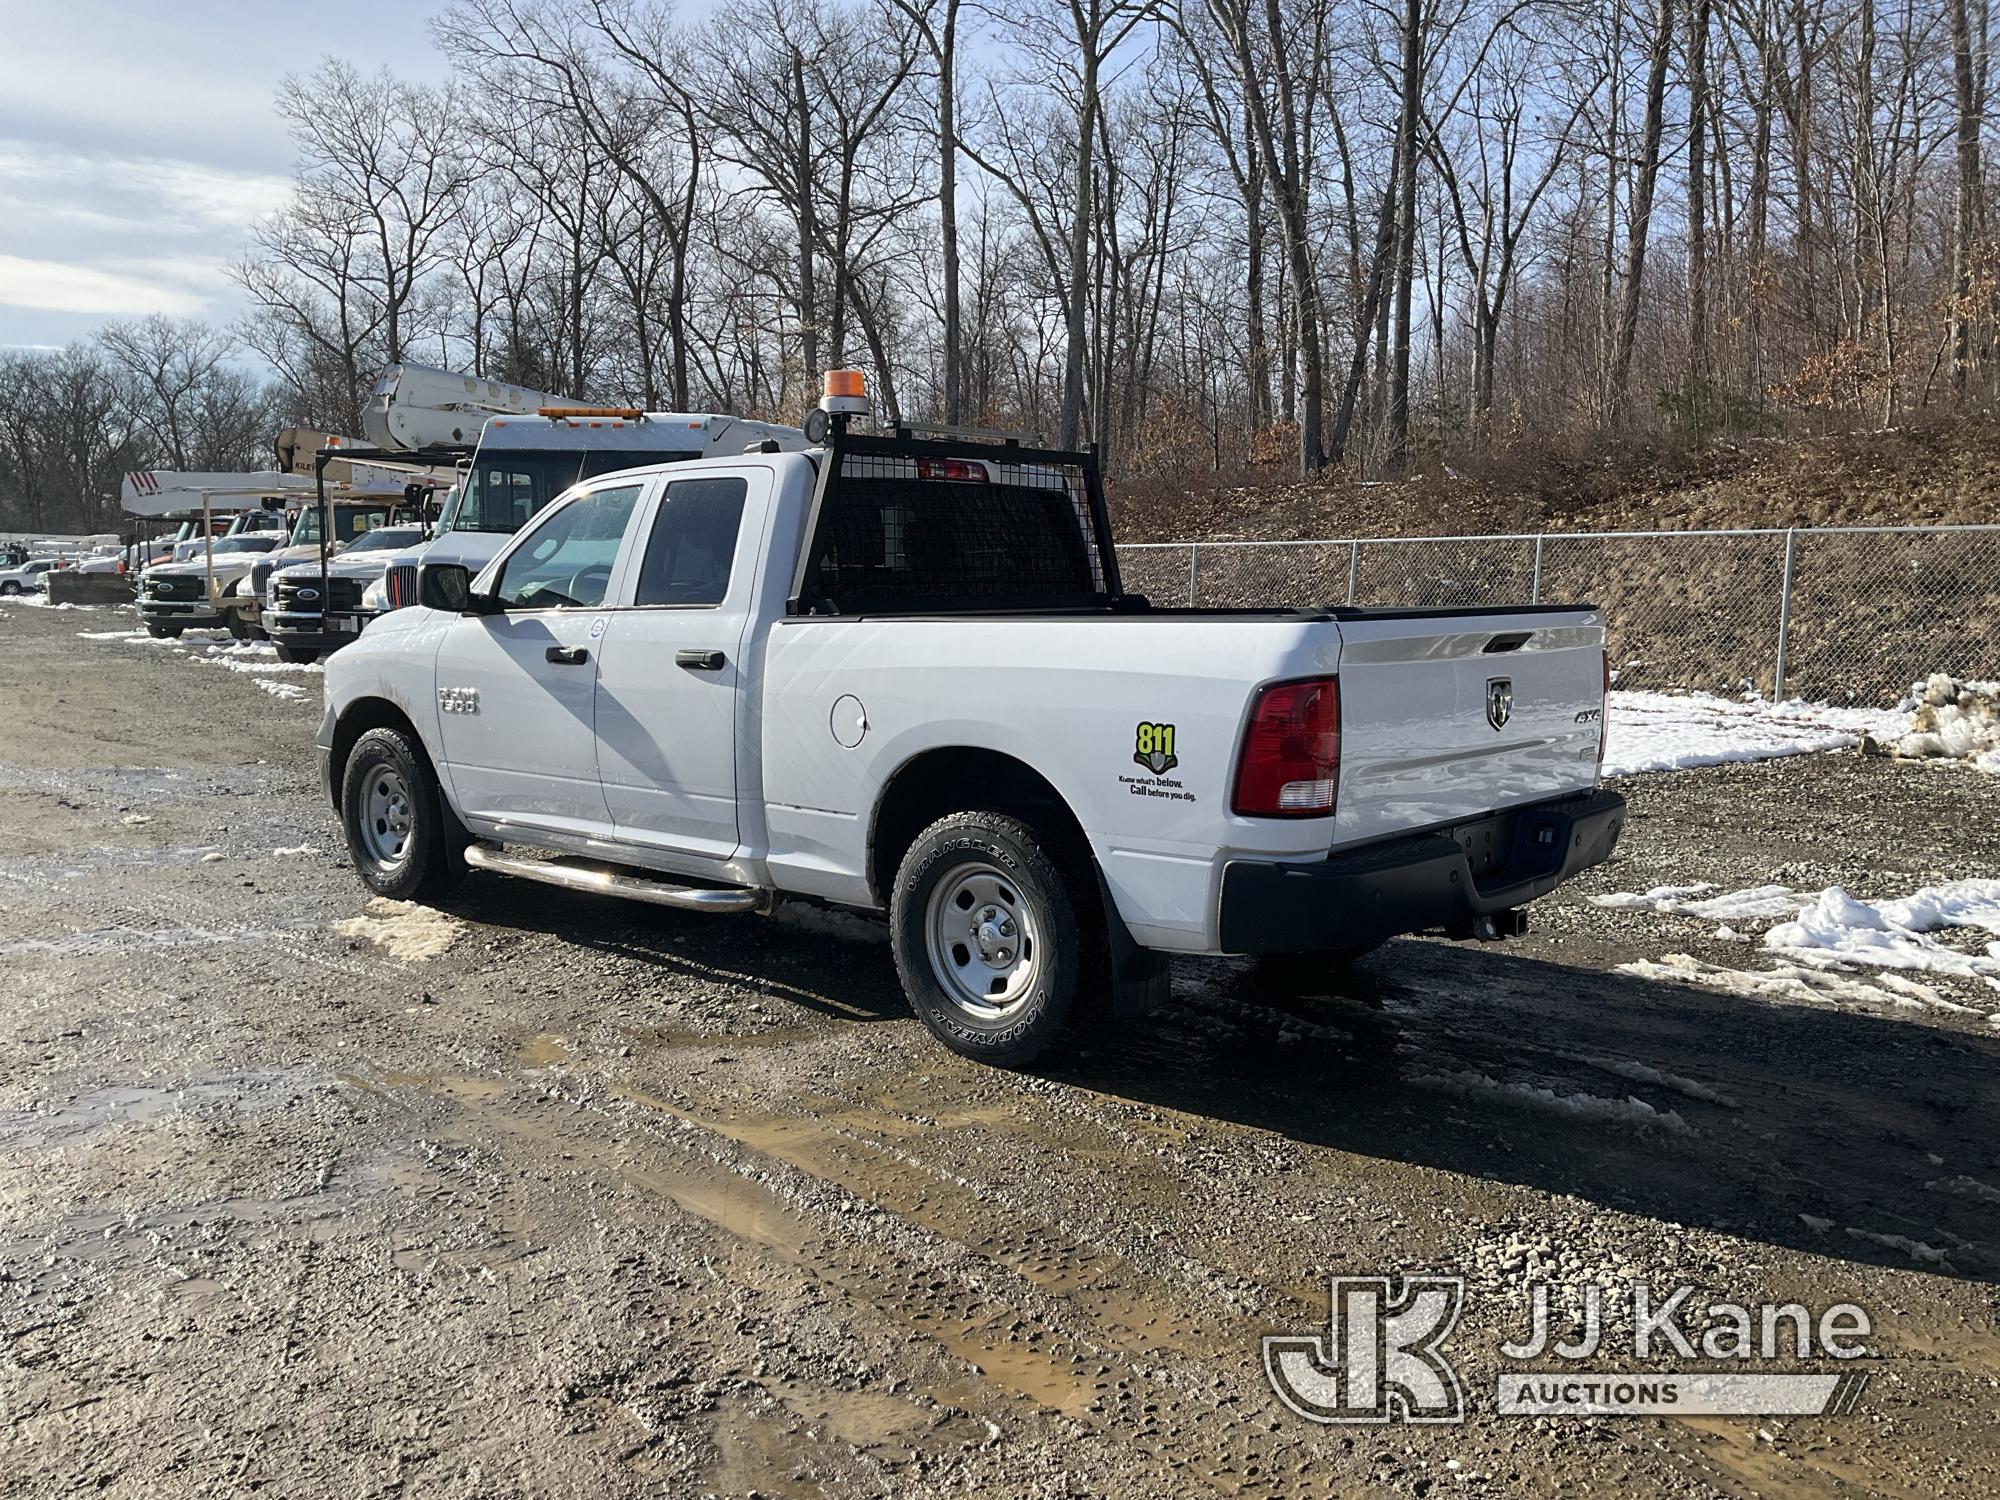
left=545, top=645, right=590, bottom=666
left=676, top=649, right=726, bottom=671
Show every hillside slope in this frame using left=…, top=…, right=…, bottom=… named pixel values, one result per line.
left=1107, top=416, right=2000, bottom=543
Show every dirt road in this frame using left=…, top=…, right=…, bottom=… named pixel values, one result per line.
left=3, top=601, right=1998, bottom=1497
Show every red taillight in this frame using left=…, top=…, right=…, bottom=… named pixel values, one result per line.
left=916, top=457, right=986, bottom=483
left=1232, top=677, right=1341, bottom=818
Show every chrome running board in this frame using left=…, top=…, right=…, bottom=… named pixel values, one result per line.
left=464, top=844, right=769, bottom=914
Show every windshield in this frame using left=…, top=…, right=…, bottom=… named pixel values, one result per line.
left=445, top=449, right=699, bottom=534
left=343, top=527, right=425, bottom=554
left=289, top=507, right=392, bottom=547
left=211, top=536, right=279, bottom=555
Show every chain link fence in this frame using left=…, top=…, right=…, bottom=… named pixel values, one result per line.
left=1119, top=525, right=2000, bottom=705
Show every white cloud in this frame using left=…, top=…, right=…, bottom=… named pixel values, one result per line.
left=0, top=142, right=280, bottom=329
left=0, top=141, right=289, bottom=235
left=0, top=254, right=208, bottom=317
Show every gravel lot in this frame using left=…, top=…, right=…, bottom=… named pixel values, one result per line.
left=4, top=600, right=1999, bottom=1498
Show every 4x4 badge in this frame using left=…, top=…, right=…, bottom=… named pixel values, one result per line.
left=1133, top=721, right=1179, bottom=775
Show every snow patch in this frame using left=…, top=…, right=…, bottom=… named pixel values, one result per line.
left=331, top=898, right=462, bottom=962
left=1842, top=1227, right=1949, bottom=1267
left=1764, top=882, right=2000, bottom=986
left=1591, top=883, right=1804, bottom=921
left=1926, top=1174, right=2000, bottom=1205
left=256, top=679, right=311, bottom=702
left=193, top=641, right=322, bottom=675
left=1618, top=952, right=1990, bottom=1016
left=1408, top=1066, right=1693, bottom=1135
left=1567, top=1054, right=1737, bottom=1107
left=1604, top=690, right=1907, bottom=777
left=1880, top=674, right=2000, bottom=774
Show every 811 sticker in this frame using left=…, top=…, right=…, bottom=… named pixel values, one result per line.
left=1133, top=721, right=1179, bottom=775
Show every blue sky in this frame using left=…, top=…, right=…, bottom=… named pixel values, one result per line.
left=0, top=0, right=450, bottom=349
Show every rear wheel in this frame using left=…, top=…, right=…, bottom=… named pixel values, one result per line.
left=275, top=644, right=318, bottom=664
left=890, top=811, right=1090, bottom=1067
left=340, top=726, right=467, bottom=901
left=0, top=582, right=18, bottom=596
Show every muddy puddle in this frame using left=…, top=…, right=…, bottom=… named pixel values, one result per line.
left=0, top=1066, right=328, bottom=1146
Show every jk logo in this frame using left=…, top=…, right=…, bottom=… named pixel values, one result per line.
left=1264, top=1276, right=1467, bottom=1424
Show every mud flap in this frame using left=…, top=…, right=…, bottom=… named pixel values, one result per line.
left=1095, top=865, right=1171, bottom=1019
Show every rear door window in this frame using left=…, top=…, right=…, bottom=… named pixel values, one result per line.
left=634, top=477, right=748, bottom=607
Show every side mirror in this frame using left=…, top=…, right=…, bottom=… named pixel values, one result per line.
left=418, top=562, right=490, bottom=614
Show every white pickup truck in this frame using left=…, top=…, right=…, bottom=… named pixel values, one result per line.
left=318, top=403, right=1623, bottom=1065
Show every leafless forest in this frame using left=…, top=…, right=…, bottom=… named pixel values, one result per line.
left=3, top=0, right=1995, bottom=534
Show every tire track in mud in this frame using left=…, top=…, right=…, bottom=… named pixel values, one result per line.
left=343, top=1054, right=1350, bottom=1498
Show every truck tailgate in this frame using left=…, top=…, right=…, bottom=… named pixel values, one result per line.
left=1333, top=608, right=1605, bottom=846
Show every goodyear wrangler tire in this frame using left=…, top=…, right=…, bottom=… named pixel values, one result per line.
left=340, top=726, right=467, bottom=902
left=891, top=811, right=1087, bottom=1067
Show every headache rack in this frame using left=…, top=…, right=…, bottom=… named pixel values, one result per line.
left=786, top=428, right=1127, bottom=616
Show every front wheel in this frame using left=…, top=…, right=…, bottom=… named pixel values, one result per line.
left=145, top=623, right=182, bottom=639
left=274, top=644, right=318, bottom=664
left=890, top=811, right=1090, bottom=1067
left=340, top=726, right=467, bottom=901
left=225, top=609, right=249, bottom=639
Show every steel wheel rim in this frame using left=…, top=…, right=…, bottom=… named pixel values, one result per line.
left=357, top=764, right=415, bottom=870
left=924, top=861, right=1042, bottom=1021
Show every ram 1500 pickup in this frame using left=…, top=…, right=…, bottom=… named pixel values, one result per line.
left=318, top=399, right=1623, bottom=1065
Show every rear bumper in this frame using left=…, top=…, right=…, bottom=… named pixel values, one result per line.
left=1217, top=787, right=1626, bottom=954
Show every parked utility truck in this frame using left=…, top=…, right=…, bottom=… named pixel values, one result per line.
left=319, top=373, right=1623, bottom=1067
left=356, top=361, right=813, bottom=614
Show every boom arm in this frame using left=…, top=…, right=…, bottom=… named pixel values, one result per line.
left=362, top=362, right=586, bottom=452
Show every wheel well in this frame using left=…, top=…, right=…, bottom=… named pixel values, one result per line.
left=327, top=697, right=426, bottom=810
left=868, top=747, right=1092, bottom=907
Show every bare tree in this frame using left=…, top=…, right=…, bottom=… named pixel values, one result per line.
left=1607, top=0, right=1674, bottom=426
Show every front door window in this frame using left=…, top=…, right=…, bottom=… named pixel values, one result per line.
left=493, top=484, right=644, bottom=610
